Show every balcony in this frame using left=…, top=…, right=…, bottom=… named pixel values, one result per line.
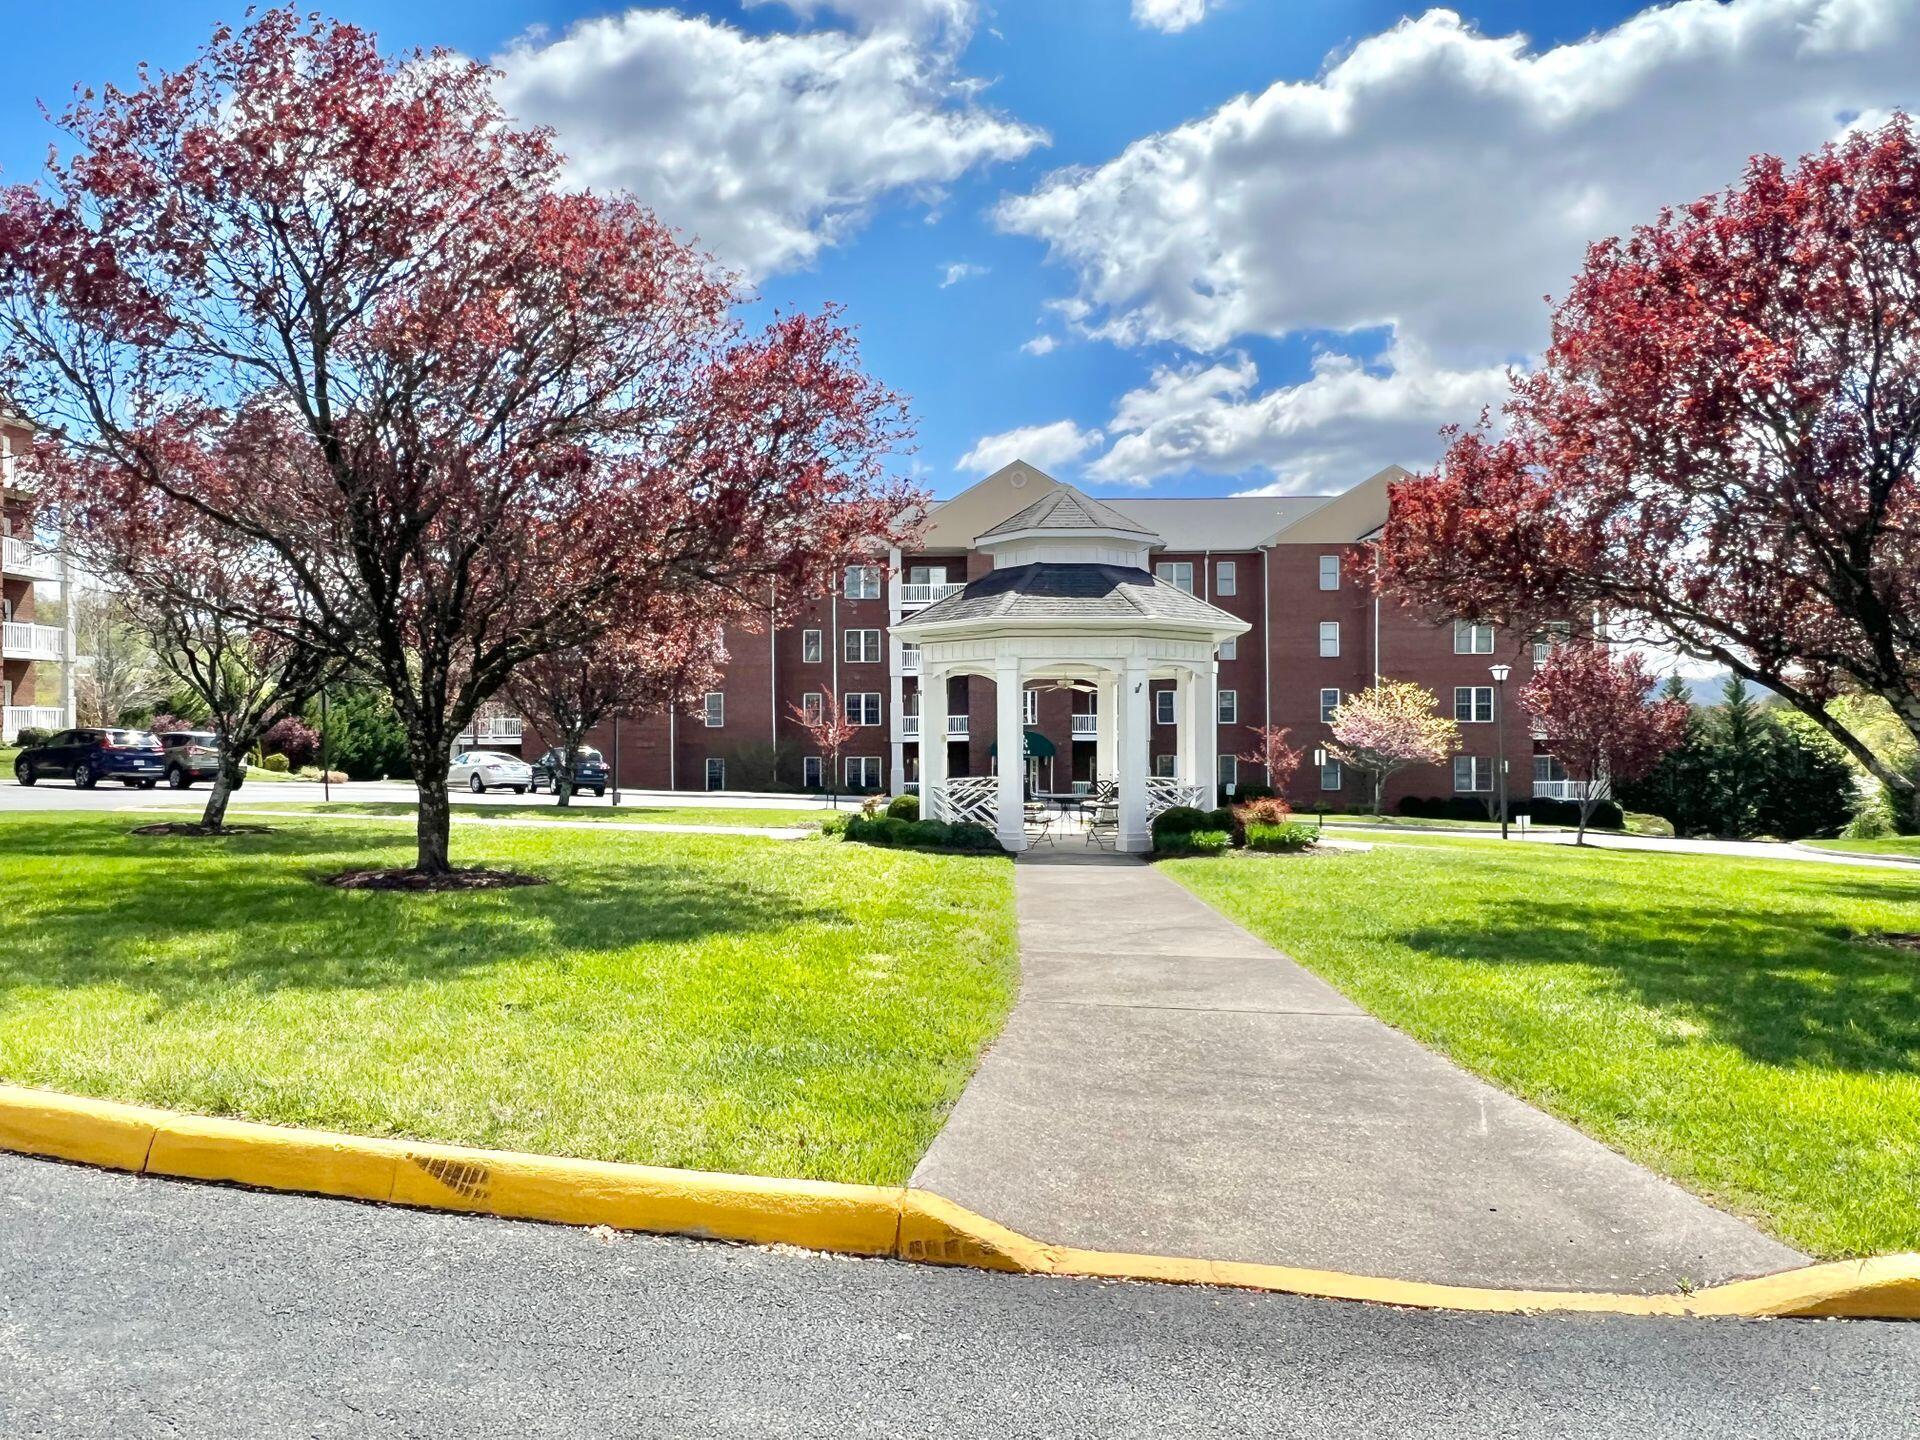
left=2, top=704, right=63, bottom=742
left=2, top=536, right=59, bottom=581
left=898, top=581, right=964, bottom=610
left=1070, top=714, right=1098, bottom=739
left=456, top=712, right=524, bottom=747
left=946, top=715, right=969, bottom=739
left=899, top=644, right=921, bottom=675
left=1532, top=779, right=1588, bottom=801
left=899, top=714, right=920, bottom=739
left=1, top=621, right=64, bottom=661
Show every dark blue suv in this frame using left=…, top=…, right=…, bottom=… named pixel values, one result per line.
left=529, top=745, right=609, bottom=797
left=13, top=727, right=166, bottom=789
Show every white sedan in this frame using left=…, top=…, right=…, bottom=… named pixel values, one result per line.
left=448, top=750, right=533, bottom=795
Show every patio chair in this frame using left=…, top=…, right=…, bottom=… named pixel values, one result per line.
left=1024, top=801, right=1055, bottom=846
left=1085, top=803, right=1119, bottom=849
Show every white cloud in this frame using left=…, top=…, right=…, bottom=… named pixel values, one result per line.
left=1001, top=0, right=1920, bottom=362
left=1132, top=0, right=1214, bottom=34
left=496, top=7, right=1043, bottom=279
left=1020, top=334, right=1058, bottom=356
left=745, top=0, right=975, bottom=38
left=940, top=261, right=990, bottom=287
left=958, top=419, right=1104, bottom=474
left=1088, top=342, right=1509, bottom=491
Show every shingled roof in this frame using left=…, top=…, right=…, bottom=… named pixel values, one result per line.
left=903, top=562, right=1238, bottom=628
left=976, top=486, right=1162, bottom=542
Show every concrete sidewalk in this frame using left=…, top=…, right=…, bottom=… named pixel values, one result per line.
left=912, top=851, right=1802, bottom=1293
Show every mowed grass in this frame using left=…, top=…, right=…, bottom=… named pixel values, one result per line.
left=1803, top=836, right=1920, bottom=860
left=1163, top=835, right=1920, bottom=1257
left=236, top=799, right=833, bottom=827
left=0, top=813, right=1016, bottom=1184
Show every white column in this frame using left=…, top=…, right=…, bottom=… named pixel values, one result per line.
left=1095, top=673, right=1117, bottom=783
left=995, top=658, right=1027, bottom=852
left=887, top=544, right=905, bottom=797
left=1174, top=669, right=1195, bottom=785
left=920, top=666, right=947, bottom=816
left=1192, top=660, right=1220, bottom=806
left=1119, top=659, right=1152, bottom=852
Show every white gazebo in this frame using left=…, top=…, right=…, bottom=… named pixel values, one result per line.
left=894, top=486, right=1250, bottom=853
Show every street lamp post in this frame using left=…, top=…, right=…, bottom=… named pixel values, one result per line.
left=1489, top=663, right=1512, bottom=839
left=1312, top=745, right=1327, bottom=833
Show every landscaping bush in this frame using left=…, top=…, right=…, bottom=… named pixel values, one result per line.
left=261, top=716, right=321, bottom=770
left=860, top=794, right=888, bottom=818
left=1151, top=806, right=1209, bottom=846
left=261, top=753, right=291, bottom=773
left=1204, top=805, right=1246, bottom=847
left=886, top=793, right=919, bottom=821
left=818, top=811, right=850, bottom=836
left=1158, top=828, right=1231, bottom=856
left=1229, top=783, right=1275, bottom=803
left=1841, top=794, right=1897, bottom=839
left=1246, top=820, right=1316, bottom=852
left=1236, top=796, right=1293, bottom=826
left=841, top=814, right=1000, bottom=852
left=1623, top=811, right=1675, bottom=837
left=12, top=727, right=52, bottom=749
left=945, top=821, right=1001, bottom=851
left=1397, top=795, right=1431, bottom=817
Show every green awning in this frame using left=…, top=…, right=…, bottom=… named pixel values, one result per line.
left=988, top=729, right=1057, bottom=760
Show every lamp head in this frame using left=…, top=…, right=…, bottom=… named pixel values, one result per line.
left=1489, top=663, right=1512, bottom=683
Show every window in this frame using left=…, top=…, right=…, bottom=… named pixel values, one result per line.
left=1218, top=754, right=1238, bottom=789
left=846, top=692, right=882, bottom=726
left=1453, top=618, right=1495, bottom=654
left=1155, top=689, right=1176, bottom=725
left=1155, top=561, right=1194, bottom=594
left=844, top=628, right=882, bottom=664
left=1319, top=687, right=1341, bottom=724
left=1532, top=621, right=1571, bottom=668
left=1454, top=686, right=1495, bottom=723
left=1153, top=754, right=1176, bottom=778
left=802, top=692, right=823, bottom=724
left=1320, top=759, right=1343, bottom=791
left=1318, top=554, right=1341, bottom=591
left=803, top=756, right=823, bottom=789
left=1216, top=560, right=1237, bottom=596
left=845, top=756, right=882, bottom=789
left=1454, top=756, right=1493, bottom=792
left=1319, top=621, right=1340, bottom=658
left=705, top=757, right=726, bottom=791
left=1219, top=635, right=1237, bottom=661
left=702, top=692, right=724, bottom=728
left=802, top=629, right=822, bottom=664
left=1218, top=689, right=1238, bottom=725
left=844, top=565, right=881, bottom=600
left=1023, top=690, right=1038, bottom=725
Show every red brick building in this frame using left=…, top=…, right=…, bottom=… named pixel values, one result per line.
left=531, top=460, right=1557, bottom=817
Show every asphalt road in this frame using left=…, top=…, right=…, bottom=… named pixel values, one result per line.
left=0, top=776, right=846, bottom=815
left=1, top=1154, right=1914, bottom=1439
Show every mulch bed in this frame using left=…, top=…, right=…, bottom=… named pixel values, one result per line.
left=129, top=822, right=275, bottom=837
left=321, top=867, right=547, bottom=892
left=1865, top=931, right=1920, bottom=953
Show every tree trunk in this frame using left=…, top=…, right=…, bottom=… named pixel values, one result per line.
left=200, top=760, right=237, bottom=831
left=415, top=763, right=453, bottom=874
left=1576, top=794, right=1593, bottom=846
left=556, top=739, right=576, bottom=808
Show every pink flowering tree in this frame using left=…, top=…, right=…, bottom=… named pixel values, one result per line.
left=1237, top=724, right=1303, bottom=802
left=1520, top=643, right=1690, bottom=843
left=1327, top=681, right=1460, bottom=814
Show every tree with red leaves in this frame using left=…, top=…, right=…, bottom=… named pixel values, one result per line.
left=789, top=691, right=859, bottom=811
left=1236, top=724, right=1302, bottom=798
left=1520, top=644, right=1689, bottom=843
left=1327, top=681, right=1459, bottom=814
left=0, top=10, right=914, bottom=879
left=1381, top=116, right=1920, bottom=826
left=505, top=618, right=720, bottom=808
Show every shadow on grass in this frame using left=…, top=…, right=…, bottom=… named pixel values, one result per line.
left=1394, top=880, right=1920, bottom=1076
left=0, top=816, right=842, bottom=1002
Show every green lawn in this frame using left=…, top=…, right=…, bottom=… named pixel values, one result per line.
left=1164, top=836, right=1920, bottom=1258
left=1802, top=836, right=1920, bottom=861
left=237, top=800, right=832, bottom=828
left=0, top=813, right=1016, bottom=1184
left=1319, top=814, right=1563, bottom=831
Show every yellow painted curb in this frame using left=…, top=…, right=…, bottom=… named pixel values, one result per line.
left=3, top=1084, right=1916, bottom=1319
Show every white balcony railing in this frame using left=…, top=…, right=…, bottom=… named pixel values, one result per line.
left=456, top=712, right=524, bottom=747
left=2, top=704, right=64, bottom=742
left=899, top=581, right=965, bottom=610
left=899, top=644, right=921, bottom=675
left=1532, top=779, right=1590, bottom=802
left=1, top=621, right=64, bottom=661
left=1070, top=714, right=1098, bottom=739
left=900, top=715, right=920, bottom=739
left=947, top=715, right=969, bottom=738
left=2, top=536, right=58, bottom=581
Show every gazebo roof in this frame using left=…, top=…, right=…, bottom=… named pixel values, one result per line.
left=976, top=487, right=1162, bottom=543
left=902, top=561, right=1234, bottom=629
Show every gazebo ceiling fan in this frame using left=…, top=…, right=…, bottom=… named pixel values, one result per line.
left=1031, top=679, right=1099, bottom=694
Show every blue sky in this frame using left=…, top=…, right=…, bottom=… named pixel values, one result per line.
left=3, top=0, right=1915, bottom=501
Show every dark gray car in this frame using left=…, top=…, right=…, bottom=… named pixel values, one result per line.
left=156, top=731, right=245, bottom=790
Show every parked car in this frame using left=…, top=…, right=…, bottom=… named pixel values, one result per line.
left=13, top=728, right=165, bottom=789
left=529, top=745, right=609, bottom=798
left=448, top=749, right=531, bottom=794
left=156, top=730, right=245, bottom=791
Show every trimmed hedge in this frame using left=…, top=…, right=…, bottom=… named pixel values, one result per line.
left=886, top=794, right=920, bottom=821
left=1396, top=794, right=1625, bottom=830
left=842, top=814, right=1001, bottom=852
left=1151, top=806, right=1210, bottom=846
left=12, top=727, right=54, bottom=749
left=1246, top=820, right=1316, bottom=852
left=1157, top=828, right=1231, bottom=856
left=261, top=753, right=291, bottom=773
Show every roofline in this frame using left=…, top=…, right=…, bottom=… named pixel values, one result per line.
left=894, top=612, right=1252, bottom=643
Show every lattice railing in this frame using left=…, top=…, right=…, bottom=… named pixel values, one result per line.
left=927, top=775, right=998, bottom=827
left=1144, top=777, right=1209, bottom=823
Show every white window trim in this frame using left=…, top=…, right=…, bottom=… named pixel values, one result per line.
left=1454, top=686, right=1495, bottom=724
left=1155, top=689, right=1176, bottom=725
left=844, top=755, right=882, bottom=788
left=1453, top=756, right=1493, bottom=792
left=1155, top=561, right=1195, bottom=594
left=847, top=692, right=882, bottom=727
left=1216, top=560, right=1237, bottom=597
left=1319, top=687, right=1341, bottom=724
left=844, top=628, right=881, bottom=664
left=1453, top=619, right=1495, bottom=655
left=802, top=692, right=823, bottom=724
left=1218, top=689, right=1238, bottom=725
left=703, top=692, right=724, bottom=728
left=803, top=755, right=823, bottom=788
left=1320, top=760, right=1343, bottom=791
left=1319, top=621, right=1340, bottom=658
left=1318, top=554, right=1341, bottom=591
left=1219, top=635, right=1237, bottom=661
left=1023, top=690, right=1038, bottom=725
left=1217, top=754, right=1238, bottom=787
left=705, top=757, right=726, bottom=790
left=802, top=629, right=822, bottom=665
